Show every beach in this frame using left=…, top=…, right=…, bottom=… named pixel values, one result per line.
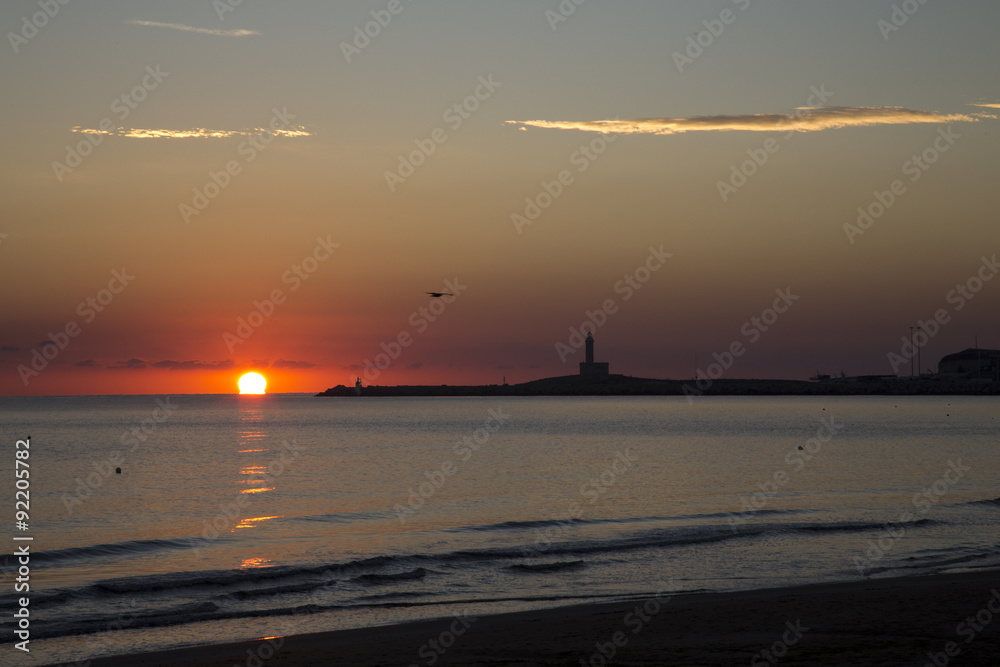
left=7, top=395, right=999, bottom=665
left=80, top=569, right=1000, bottom=667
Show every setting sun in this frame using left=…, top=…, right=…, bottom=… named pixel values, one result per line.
left=238, top=372, right=267, bottom=395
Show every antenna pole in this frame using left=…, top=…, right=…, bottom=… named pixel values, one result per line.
left=909, top=326, right=915, bottom=378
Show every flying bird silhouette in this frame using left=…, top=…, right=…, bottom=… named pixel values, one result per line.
left=425, top=292, right=455, bottom=298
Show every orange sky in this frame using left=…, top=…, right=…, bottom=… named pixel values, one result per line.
left=2, top=1, right=999, bottom=395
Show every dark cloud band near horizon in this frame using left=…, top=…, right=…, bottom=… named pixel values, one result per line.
left=507, top=106, right=993, bottom=136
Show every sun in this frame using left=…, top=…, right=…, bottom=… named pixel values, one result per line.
left=238, top=372, right=267, bottom=395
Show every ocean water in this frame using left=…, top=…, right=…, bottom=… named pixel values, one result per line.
left=1, top=394, right=999, bottom=665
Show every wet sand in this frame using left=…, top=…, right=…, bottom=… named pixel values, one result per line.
left=79, top=569, right=1000, bottom=666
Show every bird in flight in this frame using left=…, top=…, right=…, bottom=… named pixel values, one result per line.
left=426, top=292, right=455, bottom=298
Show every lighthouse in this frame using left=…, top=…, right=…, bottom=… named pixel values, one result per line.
left=579, top=332, right=610, bottom=377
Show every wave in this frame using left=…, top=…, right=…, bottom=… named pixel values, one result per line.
left=509, top=560, right=585, bottom=573
left=0, top=592, right=624, bottom=643
left=13, top=517, right=938, bottom=603
left=28, top=537, right=198, bottom=566
left=354, top=591, right=439, bottom=602
left=963, top=497, right=1000, bottom=507
left=450, top=509, right=811, bottom=533
left=41, top=519, right=909, bottom=598
left=858, top=547, right=1000, bottom=577
left=0, top=512, right=974, bottom=645
left=215, top=582, right=329, bottom=601
left=86, top=556, right=399, bottom=595
left=793, top=518, right=938, bottom=534
left=352, top=568, right=427, bottom=585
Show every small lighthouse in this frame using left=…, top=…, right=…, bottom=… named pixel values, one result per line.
left=579, top=332, right=610, bottom=377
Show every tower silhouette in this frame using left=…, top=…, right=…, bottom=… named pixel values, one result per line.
left=579, top=332, right=610, bottom=377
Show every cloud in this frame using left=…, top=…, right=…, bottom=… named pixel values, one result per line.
left=110, top=358, right=148, bottom=370
left=1, top=345, right=20, bottom=352
left=71, top=126, right=312, bottom=140
left=152, top=360, right=236, bottom=371
left=271, top=359, right=318, bottom=369
left=507, top=106, right=989, bottom=136
left=76, top=359, right=96, bottom=367
left=126, top=20, right=259, bottom=38
left=972, top=103, right=1000, bottom=109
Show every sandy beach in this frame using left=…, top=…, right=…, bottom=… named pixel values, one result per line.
left=75, top=569, right=1000, bottom=667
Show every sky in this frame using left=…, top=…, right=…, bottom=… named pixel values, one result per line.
left=1, top=0, right=998, bottom=396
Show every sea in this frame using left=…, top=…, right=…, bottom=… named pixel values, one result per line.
left=1, top=394, right=998, bottom=665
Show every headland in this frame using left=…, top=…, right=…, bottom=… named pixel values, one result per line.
left=317, top=374, right=1000, bottom=397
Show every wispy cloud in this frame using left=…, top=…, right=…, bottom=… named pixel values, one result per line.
left=126, top=20, right=259, bottom=38
left=507, top=106, right=989, bottom=136
left=972, top=103, right=1000, bottom=109
left=109, top=358, right=148, bottom=370
left=71, top=126, right=311, bottom=139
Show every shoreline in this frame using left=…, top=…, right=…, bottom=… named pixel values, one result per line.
left=76, top=568, right=1000, bottom=667
left=317, top=376, right=1000, bottom=397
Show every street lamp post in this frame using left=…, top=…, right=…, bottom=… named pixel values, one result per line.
left=916, top=325, right=924, bottom=378
left=909, top=326, right=915, bottom=379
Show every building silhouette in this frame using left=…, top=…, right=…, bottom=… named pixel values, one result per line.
left=579, top=332, right=610, bottom=377
left=938, top=348, right=1000, bottom=380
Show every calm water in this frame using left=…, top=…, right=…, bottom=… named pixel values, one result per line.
left=1, top=394, right=998, bottom=665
